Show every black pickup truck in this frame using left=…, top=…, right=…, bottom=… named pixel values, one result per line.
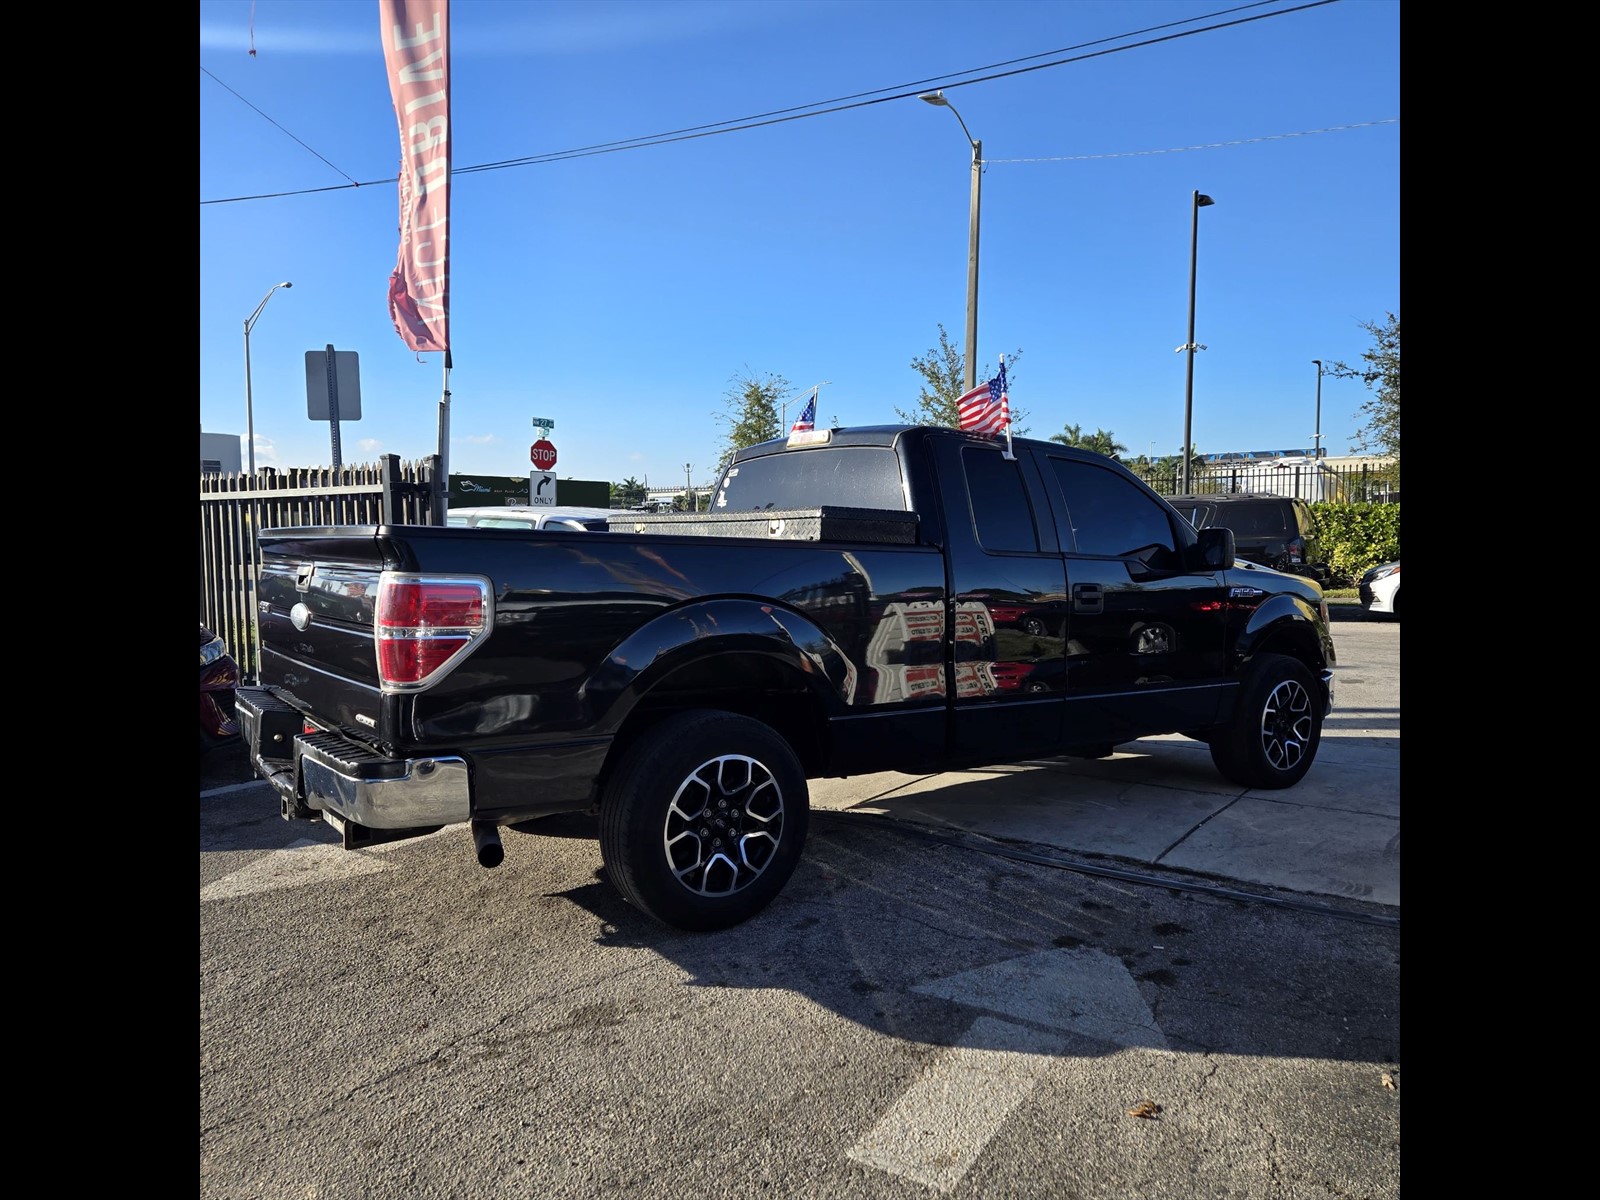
left=238, top=425, right=1335, bottom=930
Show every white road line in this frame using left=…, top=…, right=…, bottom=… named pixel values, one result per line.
left=847, top=1016, right=1065, bottom=1192
left=848, top=947, right=1169, bottom=1192
left=913, top=947, right=1170, bottom=1051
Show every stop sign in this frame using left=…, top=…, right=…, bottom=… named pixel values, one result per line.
left=530, top=439, right=558, bottom=469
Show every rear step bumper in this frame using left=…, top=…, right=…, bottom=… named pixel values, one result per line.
left=237, top=687, right=471, bottom=832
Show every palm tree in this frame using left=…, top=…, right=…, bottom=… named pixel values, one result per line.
left=610, top=476, right=647, bottom=508
left=1048, top=423, right=1127, bottom=461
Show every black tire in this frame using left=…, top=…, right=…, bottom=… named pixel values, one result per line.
left=1209, top=653, right=1323, bottom=789
left=1022, top=616, right=1047, bottom=637
left=599, top=710, right=809, bottom=931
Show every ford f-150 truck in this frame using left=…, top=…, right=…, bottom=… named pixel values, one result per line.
left=237, top=424, right=1335, bottom=930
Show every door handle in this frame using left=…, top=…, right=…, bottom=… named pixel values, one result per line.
left=1072, top=583, right=1103, bottom=614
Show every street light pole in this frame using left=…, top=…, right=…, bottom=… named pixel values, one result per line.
left=684, top=462, right=693, bottom=513
left=919, top=91, right=982, bottom=394
left=1177, top=192, right=1214, bottom=493
left=243, top=281, right=293, bottom=479
left=1311, top=359, right=1324, bottom=460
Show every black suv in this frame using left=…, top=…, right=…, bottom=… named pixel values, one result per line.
left=1166, top=493, right=1328, bottom=582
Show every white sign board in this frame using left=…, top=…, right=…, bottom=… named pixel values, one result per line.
left=530, top=472, right=557, bottom=505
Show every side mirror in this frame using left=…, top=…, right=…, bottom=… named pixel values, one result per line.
left=1196, top=526, right=1234, bottom=570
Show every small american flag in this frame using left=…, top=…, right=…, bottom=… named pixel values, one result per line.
left=957, top=361, right=1009, bottom=436
left=791, top=392, right=816, bottom=433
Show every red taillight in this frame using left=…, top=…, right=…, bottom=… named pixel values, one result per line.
left=1287, top=536, right=1305, bottom=563
left=375, top=574, right=491, bottom=689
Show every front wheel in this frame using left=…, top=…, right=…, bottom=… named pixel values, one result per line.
left=1209, top=653, right=1323, bottom=789
left=599, top=710, right=809, bottom=931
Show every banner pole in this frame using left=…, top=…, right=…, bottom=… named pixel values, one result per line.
left=437, top=349, right=452, bottom=503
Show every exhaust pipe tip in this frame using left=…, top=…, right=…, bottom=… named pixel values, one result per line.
left=472, top=820, right=504, bottom=869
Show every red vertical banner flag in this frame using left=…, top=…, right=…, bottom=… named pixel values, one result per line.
left=379, top=0, right=451, bottom=352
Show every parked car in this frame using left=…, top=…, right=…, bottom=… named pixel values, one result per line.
left=1359, top=560, right=1400, bottom=619
left=445, top=506, right=631, bottom=532
left=1166, top=493, right=1328, bottom=582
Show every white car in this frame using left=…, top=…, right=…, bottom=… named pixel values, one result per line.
left=445, top=506, right=632, bottom=532
left=1359, top=560, right=1400, bottom=619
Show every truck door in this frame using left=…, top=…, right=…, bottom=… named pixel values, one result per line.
left=1034, top=451, right=1228, bottom=744
left=929, top=437, right=1066, bottom=761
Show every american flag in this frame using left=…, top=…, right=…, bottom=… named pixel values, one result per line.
left=791, top=392, right=816, bottom=433
left=957, top=362, right=1009, bottom=436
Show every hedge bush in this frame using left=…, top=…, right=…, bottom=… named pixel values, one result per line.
left=1311, top=503, right=1400, bottom=587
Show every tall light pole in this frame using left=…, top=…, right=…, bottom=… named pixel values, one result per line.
left=919, top=90, right=982, bottom=394
left=1311, top=359, right=1324, bottom=460
left=243, top=281, right=293, bottom=479
left=1177, top=192, right=1214, bottom=493
left=684, top=462, right=693, bottom=513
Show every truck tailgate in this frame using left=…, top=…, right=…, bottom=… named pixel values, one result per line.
left=254, top=528, right=391, bottom=716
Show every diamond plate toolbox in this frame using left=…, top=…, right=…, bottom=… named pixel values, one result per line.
left=618, top=506, right=919, bottom=544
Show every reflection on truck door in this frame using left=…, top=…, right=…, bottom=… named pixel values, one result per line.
left=932, top=439, right=1066, bottom=761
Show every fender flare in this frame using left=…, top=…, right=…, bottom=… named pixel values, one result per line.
left=1236, top=593, right=1331, bottom=671
left=580, top=597, right=857, bottom=734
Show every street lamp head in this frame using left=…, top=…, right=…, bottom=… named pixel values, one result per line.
left=918, top=91, right=948, bottom=107
left=279, top=281, right=293, bottom=289
left=1196, top=194, right=1215, bottom=208
left=1312, top=359, right=1322, bottom=369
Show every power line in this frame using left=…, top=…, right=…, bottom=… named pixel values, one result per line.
left=985, top=118, right=1398, bottom=163
left=201, top=0, right=1346, bottom=206
left=199, top=64, right=361, bottom=187
left=455, top=0, right=1298, bottom=174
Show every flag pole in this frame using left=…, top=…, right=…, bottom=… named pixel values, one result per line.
left=437, top=350, right=452, bottom=508
left=1000, top=353, right=1015, bottom=460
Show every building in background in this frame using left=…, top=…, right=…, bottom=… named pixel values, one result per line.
left=201, top=430, right=241, bottom=475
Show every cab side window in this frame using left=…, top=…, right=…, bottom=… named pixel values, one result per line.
left=962, top=446, right=1039, bottom=552
left=1047, top=458, right=1179, bottom=563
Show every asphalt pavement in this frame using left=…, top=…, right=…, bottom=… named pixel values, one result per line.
left=201, top=601, right=1397, bottom=915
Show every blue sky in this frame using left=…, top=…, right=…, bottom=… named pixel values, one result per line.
left=199, top=0, right=1399, bottom=490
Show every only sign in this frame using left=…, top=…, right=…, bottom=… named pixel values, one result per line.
left=530, top=439, right=558, bottom=469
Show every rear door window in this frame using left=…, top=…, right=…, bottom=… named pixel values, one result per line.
left=961, top=446, right=1039, bottom=552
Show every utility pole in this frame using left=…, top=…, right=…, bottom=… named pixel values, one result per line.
left=684, top=463, right=693, bottom=513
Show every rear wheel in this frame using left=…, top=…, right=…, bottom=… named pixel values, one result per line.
left=1209, top=653, right=1323, bottom=789
left=599, top=710, right=809, bottom=931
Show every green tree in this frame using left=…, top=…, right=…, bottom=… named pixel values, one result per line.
left=713, top=367, right=792, bottom=475
left=1326, top=312, right=1399, bottom=476
left=896, top=323, right=1027, bottom=433
left=609, top=475, right=647, bottom=508
left=1049, top=423, right=1127, bottom=461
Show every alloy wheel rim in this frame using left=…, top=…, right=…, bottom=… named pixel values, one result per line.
left=662, top=754, right=784, bottom=896
left=1259, top=679, right=1314, bottom=771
